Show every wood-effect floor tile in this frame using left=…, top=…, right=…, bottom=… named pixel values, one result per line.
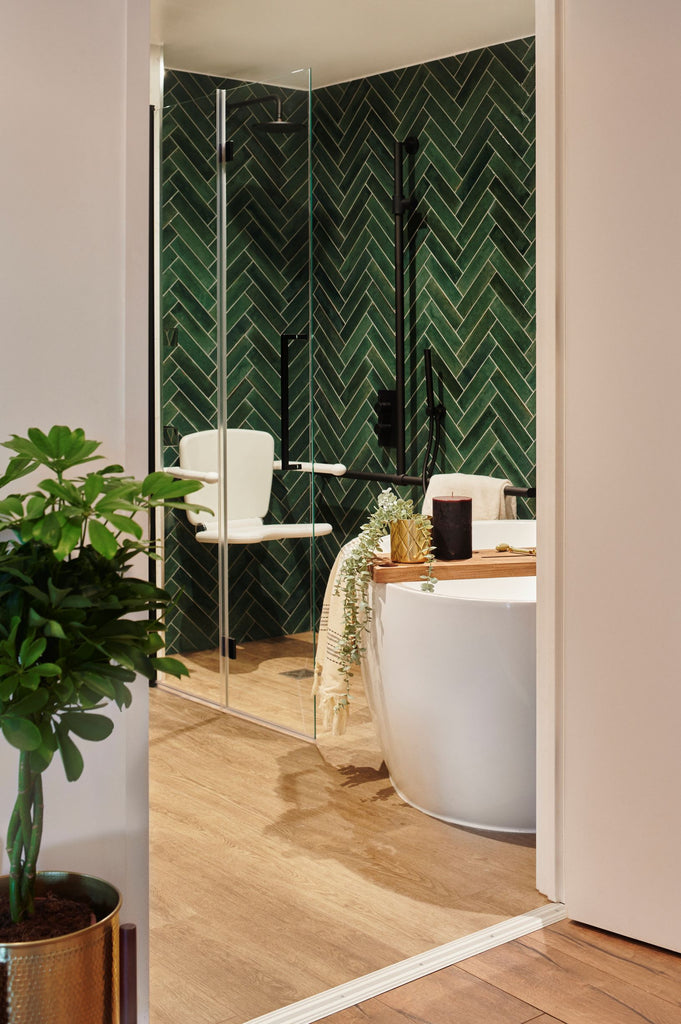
left=149, top=687, right=544, bottom=1023
left=322, top=965, right=543, bottom=1023
left=458, top=922, right=681, bottom=1024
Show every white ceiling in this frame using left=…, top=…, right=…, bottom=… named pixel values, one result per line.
left=151, top=0, right=535, bottom=89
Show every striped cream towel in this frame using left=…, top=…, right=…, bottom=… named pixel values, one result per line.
left=422, top=473, right=517, bottom=520
left=312, top=540, right=361, bottom=735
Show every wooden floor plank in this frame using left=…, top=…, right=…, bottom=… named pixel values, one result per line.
left=459, top=931, right=681, bottom=1023
left=149, top=688, right=544, bottom=1023
left=521, top=920, right=681, bottom=1006
left=323, top=966, right=543, bottom=1023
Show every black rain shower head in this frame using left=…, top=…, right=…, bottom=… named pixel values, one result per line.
left=225, top=93, right=304, bottom=135
left=253, top=117, right=304, bottom=135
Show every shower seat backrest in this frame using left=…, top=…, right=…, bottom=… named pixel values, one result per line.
left=179, top=428, right=274, bottom=527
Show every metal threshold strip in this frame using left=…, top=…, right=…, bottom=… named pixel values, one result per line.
left=244, top=902, right=567, bottom=1024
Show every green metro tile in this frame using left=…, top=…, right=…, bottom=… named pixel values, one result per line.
left=455, top=48, right=493, bottom=102
left=458, top=423, right=498, bottom=468
left=491, top=376, right=534, bottom=432
left=173, top=341, right=216, bottom=384
left=457, top=137, right=492, bottom=187
left=492, top=42, right=533, bottom=84
left=490, top=272, right=532, bottom=326
left=489, top=177, right=532, bottom=230
left=489, top=343, right=533, bottom=404
left=170, top=235, right=216, bottom=292
left=171, top=278, right=216, bottom=335
left=490, top=250, right=532, bottom=305
left=489, top=224, right=532, bottom=278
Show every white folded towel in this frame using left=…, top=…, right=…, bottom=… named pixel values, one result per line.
left=422, top=473, right=517, bottom=520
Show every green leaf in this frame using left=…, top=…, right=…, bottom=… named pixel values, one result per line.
left=153, top=656, right=190, bottom=679
left=60, top=712, right=114, bottom=742
left=55, top=724, right=84, bottom=781
left=141, top=472, right=203, bottom=500
left=99, top=512, right=143, bottom=539
left=35, top=662, right=62, bottom=677
left=53, top=519, right=82, bottom=561
left=0, top=495, right=24, bottom=517
left=0, top=673, right=21, bottom=701
left=26, top=495, right=47, bottom=518
left=18, top=636, right=46, bottom=667
left=47, top=579, right=72, bottom=607
left=9, top=689, right=49, bottom=716
left=60, top=594, right=92, bottom=609
left=111, top=680, right=133, bottom=710
left=88, top=519, right=119, bottom=559
left=44, top=620, right=67, bottom=640
left=77, top=674, right=116, bottom=699
left=95, top=498, right=140, bottom=514
left=1, top=716, right=42, bottom=751
left=0, top=454, right=36, bottom=489
left=26, top=427, right=54, bottom=456
left=15, top=668, right=41, bottom=691
left=34, top=511, right=62, bottom=547
left=84, top=474, right=104, bottom=504
left=2, top=435, right=44, bottom=460
left=52, top=520, right=82, bottom=561
left=27, top=608, right=48, bottom=628
left=29, top=746, right=54, bottom=773
left=40, top=478, right=81, bottom=503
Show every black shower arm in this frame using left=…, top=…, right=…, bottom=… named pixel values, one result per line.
left=225, top=94, right=282, bottom=120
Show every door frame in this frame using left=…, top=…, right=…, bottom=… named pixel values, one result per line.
left=535, top=0, right=564, bottom=904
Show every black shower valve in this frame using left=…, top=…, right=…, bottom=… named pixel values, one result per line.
left=374, top=388, right=397, bottom=448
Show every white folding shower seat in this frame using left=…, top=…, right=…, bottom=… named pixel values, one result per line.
left=175, top=429, right=333, bottom=544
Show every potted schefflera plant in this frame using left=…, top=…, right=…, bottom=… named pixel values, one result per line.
left=0, top=426, right=205, bottom=1023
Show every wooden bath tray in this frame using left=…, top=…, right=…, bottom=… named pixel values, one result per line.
left=371, top=549, right=536, bottom=583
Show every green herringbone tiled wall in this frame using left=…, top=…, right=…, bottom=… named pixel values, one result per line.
left=312, top=38, right=535, bottom=583
left=161, top=37, right=536, bottom=651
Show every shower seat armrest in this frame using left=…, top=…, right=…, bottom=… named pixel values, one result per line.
left=273, top=460, right=347, bottom=476
left=163, top=466, right=219, bottom=484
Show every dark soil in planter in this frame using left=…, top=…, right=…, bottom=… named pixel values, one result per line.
left=0, top=892, right=95, bottom=942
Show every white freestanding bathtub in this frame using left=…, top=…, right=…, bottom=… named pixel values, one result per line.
left=363, top=519, right=536, bottom=833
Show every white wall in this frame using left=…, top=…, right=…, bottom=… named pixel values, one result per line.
left=556, top=0, right=681, bottom=950
left=1, top=0, right=151, bottom=1016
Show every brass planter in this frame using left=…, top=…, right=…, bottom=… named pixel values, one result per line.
left=0, top=872, right=121, bottom=1024
left=390, top=518, right=431, bottom=563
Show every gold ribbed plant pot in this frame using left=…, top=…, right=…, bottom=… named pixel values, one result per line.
left=0, top=872, right=120, bottom=1024
left=390, top=518, right=431, bottom=563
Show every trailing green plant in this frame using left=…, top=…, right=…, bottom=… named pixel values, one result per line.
left=333, top=489, right=434, bottom=714
left=0, top=426, right=207, bottom=925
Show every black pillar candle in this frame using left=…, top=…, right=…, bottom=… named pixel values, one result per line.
left=432, top=495, right=472, bottom=560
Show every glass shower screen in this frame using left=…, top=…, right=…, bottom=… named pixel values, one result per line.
left=215, top=69, right=320, bottom=736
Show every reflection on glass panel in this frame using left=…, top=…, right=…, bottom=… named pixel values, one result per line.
left=220, top=71, right=318, bottom=736
left=158, top=83, right=224, bottom=707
